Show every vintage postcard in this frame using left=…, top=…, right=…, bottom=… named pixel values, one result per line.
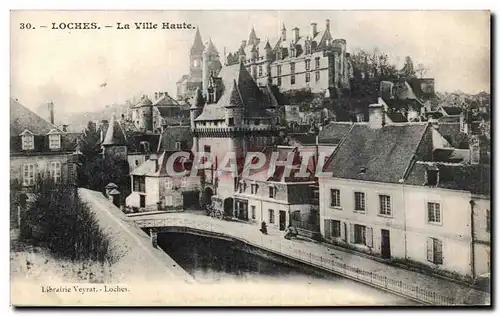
left=10, top=10, right=491, bottom=306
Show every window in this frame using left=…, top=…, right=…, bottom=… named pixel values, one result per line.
left=427, top=202, right=441, bottom=223
left=305, top=60, right=311, bottom=71
left=23, top=163, right=35, bottom=186
left=239, top=182, right=246, bottom=193
left=165, top=178, right=173, bottom=190
left=175, top=142, right=182, bottom=150
left=181, top=177, right=188, bottom=188
left=426, top=170, right=439, bottom=186
left=269, top=209, right=275, bottom=224
left=22, top=134, right=34, bottom=150
left=354, top=224, right=367, bottom=245
left=49, top=134, right=61, bottom=149
left=135, top=160, right=139, bottom=166
left=165, top=195, right=173, bottom=206
left=251, top=205, right=256, bottom=220
left=277, top=65, right=282, bottom=76
left=315, top=71, right=320, bottom=82
left=258, top=65, right=263, bottom=77
left=315, top=57, right=320, bottom=69
left=251, top=184, right=259, bottom=194
left=427, top=237, right=443, bottom=264
left=305, top=44, right=312, bottom=55
left=277, top=77, right=282, bottom=86
left=332, top=220, right=341, bottom=238
left=290, top=62, right=295, bottom=74
left=140, top=141, right=150, bottom=153
left=354, top=192, right=366, bottom=212
left=133, top=176, right=146, bottom=193
left=290, top=48, right=296, bottom=58
left=305, top=72, right=310, bottom=83
left=269, top=186, right=276, bottom=198
left=487, top=209, right=490, bottom=232
left=228, top=118, right=234, bottom=126
left=254, top=119, right=260, bottom=125
left=330, top=189, right=340, bottom=208
left=291, top=75, right=296, bottom=85
left=379, top=195, right=392, bottom=216
left=50, top=161, right=61, bottom=183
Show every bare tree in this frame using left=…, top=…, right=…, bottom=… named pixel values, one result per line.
left=415, top=63, right=429, bottom=78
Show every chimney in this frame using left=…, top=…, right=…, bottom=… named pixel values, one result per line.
left=100, top=120, right=109, bottom=143
left=48, top=102, right=55, bottom=124
left=155, top=92, right=159, bottom=100
left=62, top=124, right=68, bottom=132
left=326, top=19, right=331, bottom=32
left=202, top=48, right=209, bottom=96
left=164, top=92, right=168, bottom=97
left=310, top=22, right=317, bottom=38
left=242, top=40, right=247, bottom=48
left=368, top=103, right=386, bottom=129
left=292, top=27, right=300, bottom=42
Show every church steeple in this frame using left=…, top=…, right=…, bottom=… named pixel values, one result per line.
left=248, top=27, right=258, bottom=46
left=190, top=27, right=205, bottom=55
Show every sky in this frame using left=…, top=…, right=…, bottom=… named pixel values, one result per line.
left=10, top=10, right=490, bottom=113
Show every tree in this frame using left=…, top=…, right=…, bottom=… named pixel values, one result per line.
left=415, top=63, right=429, bottom=78
left=400, top=56, right=416, bottom=79
left=77, top=121, right=104, bottom=190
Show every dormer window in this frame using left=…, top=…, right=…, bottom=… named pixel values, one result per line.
left=175, top=142, right=182, bottom=150
left=140, top=141, right=150, bottom=153
left=46, top=129, right=62, bottom=150
left=20, top=130, right=34, bottom=150
left=426, top=169, right=439, bottom=186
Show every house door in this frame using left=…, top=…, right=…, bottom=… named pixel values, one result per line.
left=279, top=211, right=287, bottom=231
left=139, top=195, right=146, bottom=208
left=381, top=229, right=391, bottom=259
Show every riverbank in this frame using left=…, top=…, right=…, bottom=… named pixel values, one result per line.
left=11, top=189, right=195, bottom=306
left=129, top=212, right=491, bottom=306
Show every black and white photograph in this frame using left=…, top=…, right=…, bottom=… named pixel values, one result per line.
left=9, top=10, right=491, bottom=306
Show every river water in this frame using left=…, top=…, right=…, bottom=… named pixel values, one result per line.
left=158, top=232, right=417, bottom=306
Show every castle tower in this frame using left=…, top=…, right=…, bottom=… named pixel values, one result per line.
left=137, top=95, right=153, bottom=132
left=102, top=114, right=128, bottom=163
left=281, top=23, right=287, bottom=41
left=202, top=38, right=222, bottom=97
left=190, top=87, right=204, bottom=130
left=190, top=28, right=205, bottom=82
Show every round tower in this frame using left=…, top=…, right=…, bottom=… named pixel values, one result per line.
left=190, top=88, right=204, bottom=130
left=138, top=95, right=153, bottom=132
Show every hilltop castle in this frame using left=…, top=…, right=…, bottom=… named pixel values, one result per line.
left=176, top=20, right=353, bottom=102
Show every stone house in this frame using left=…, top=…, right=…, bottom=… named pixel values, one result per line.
left=319, top=102, right=490, bottom=280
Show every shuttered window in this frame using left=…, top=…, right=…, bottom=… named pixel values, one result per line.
left=427, top=237, right=443, bottom=264
left=324, top=219, right=331, bottom=238
left=332, top=220, right=341, bottom=237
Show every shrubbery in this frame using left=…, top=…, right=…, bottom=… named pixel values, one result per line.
left=19, top=177, right=115, bottom=263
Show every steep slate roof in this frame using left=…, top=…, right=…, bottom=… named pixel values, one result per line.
left=10, top=98, right=61, bottom=135
left=324, top=123, right=430, bottom=183
left=432, top=148, right=470, bottom=164
left=190, top=28, right=205, bottom=54
left=405, top=162, right=490, bottom=195
left=318, top=122, right=353, bottom=145
left=386, top=111, right=408, bottom=123
left=102, top=116, right=127, bottom=146
left=205, top=38, right=219, bottom=54
left=440, top=106, right=463, bottom=116
left=195, top=62, right=273, bottom=121
left=436, top=123, right=469, bottom=149
left=157, top=126, right=193, bottom=152
left=153, top=93, right=181, bottom=107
